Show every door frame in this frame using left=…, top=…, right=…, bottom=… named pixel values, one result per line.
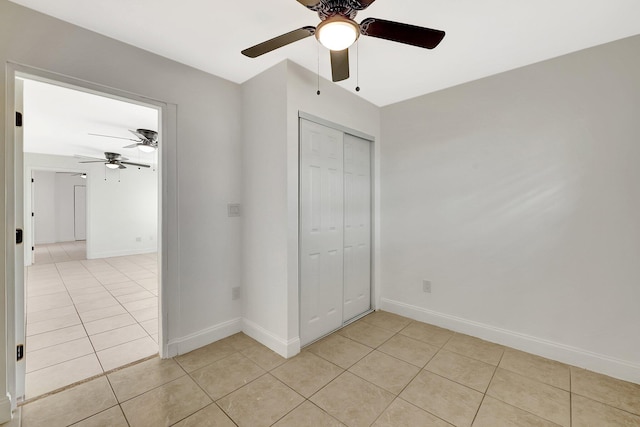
left=297, top=112, right=377, bottom=345
left=4, top=62, right=178, bottom=407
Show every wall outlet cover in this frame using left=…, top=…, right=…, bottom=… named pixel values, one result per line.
left=423, top=280, right=432, bottom=293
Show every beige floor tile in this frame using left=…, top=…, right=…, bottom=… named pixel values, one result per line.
left=67, top=286, right=106, bottom=297
left=399, top=322, right=454, bottom=347
left=272, top=351, right=344, bottom=398
left=121, top=375, right=211, bottom=427
left=122, top=296, right=157, bottom=312
left=500, top=349, right=570, bottom=390
left=139, top=318, right=159, bottom=335
left=116, top=290, right=155, bottom=303
left=487, top=368, right=570, bottom=427
left=378, top=334, right=439, bottom=367
left=83, top=313, right=136, bottom=335
left=400, top=370, right=483, bottom=427
left=240, top=341, right=287, bottom=371
left=79, top=304, right=128, bottom=323
left=70, top=405, right=128, bottom=427
left=104, top=281, right=141, bottom=291
left=26, top=324, right=87, bottom=351
left=306, top=333, right=372, bottom=369
left=130, top=306, right=158, bottom=322
left=109, top=284, right=147, bottom=297
left=425, top=349, right=496, bottom=393
left=26, top=337, right=94, bottom=372
left=172, top=403, right=236, bottom=427
left=75, top=296, right=120, bottom=314
left=349, top=350, right=420, bottom=394
left=191, top=352, right=265, bottom=399
left=361, top=310, right=412, bottom=332
left=25, top=354, right=103, bottom=399
left=175, top=339, right=237, bottom=372
left=218, top=374, right=304, bottom=427
left=571, top=367, right=640, bottom=415
left=572, top=394, right=640, bottom=427
left=273, top=401, right=345, bottom=427
left=338, top=320, right=396, bottom=348
left=109, top=357, right=186, bottom=402
left=443, top=334, right=504, bottom=366
left=221, top=332, right=259, bottom=351
left=473, top=396, right=562, bottom=427
left=70, top=291, right=114, bottom=304
left=372, top=398, right=453, bottom=427
left=311, top=372, right=395, bottom=427
left=96, top=336, right=158, bottom=371
left=90, top=323, right=148, bottom=351
left=27, top=291, right=73, bottom=313
left=22, top=377, right=116, bottom=427
left=26, top=313, right=81, bottom=336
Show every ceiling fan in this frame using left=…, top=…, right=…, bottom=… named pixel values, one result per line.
left=88, top=129, right=158, bottom=152
left=241, top=0, right=445, bottom=82
left=74, top=152, right=151, bottom=169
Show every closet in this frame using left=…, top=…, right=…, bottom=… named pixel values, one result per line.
left=299, top=117, right=372, bottom=346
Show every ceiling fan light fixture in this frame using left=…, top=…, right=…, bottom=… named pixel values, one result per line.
left=105, top=162, right=120, bottom=169
left=137, top=144, right=156, bottom=153
left=316, top=16, right=360, bottom=51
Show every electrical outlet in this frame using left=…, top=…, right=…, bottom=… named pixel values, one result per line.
left=227, top=203, right=241, bottom=217
left=232, top=286, right=241, bottom=300
left=423, top=280, right=432, bottom=293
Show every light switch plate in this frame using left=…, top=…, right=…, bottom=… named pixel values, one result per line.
left=227, top=203, right=241, bottom=217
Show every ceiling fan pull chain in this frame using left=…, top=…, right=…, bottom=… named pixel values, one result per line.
left=355, top=39, right=361, bottom=92
left=317, top=43, right=321, bottom=95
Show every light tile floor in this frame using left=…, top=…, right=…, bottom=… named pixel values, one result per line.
left=14, top=310, right=640, bottom=426
left=25, top=242, right=158, bottom=399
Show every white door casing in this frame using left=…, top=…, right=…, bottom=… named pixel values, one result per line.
left=299, top=119, right=345, bottom=346
left=343, top=133, right=371, bottom=322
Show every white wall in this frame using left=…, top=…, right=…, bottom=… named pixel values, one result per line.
left=25, top=153, right=157, bottom=260
left=241, top=60, right=381, bottom=356
left=380, top=35, right=640, bottom=383
left=0, top=0, right=243, bottom=414
left=31, top=171, right=56, bottom=244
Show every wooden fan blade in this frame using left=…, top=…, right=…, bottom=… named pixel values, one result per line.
left=330, top=49, right=350, bottom=82
left=360, top=18, right=445, bottom=49
left=121, top=161, right=150, bottom=168
left=358, top=0, right=376, bottom=7
left=88, top=133, right=138, bottom=142
left=297, top=0, right=320, bottom=7
left=242, top=26, right=316, bottom=58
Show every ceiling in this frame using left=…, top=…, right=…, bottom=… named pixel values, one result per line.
left=22, top=77, right=158, bottom=162
left=9, top=0, right=640, bottom=106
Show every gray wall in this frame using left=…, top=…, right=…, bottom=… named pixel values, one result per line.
left=380, top=35, right=640, bottom=382
left=0, top=0, right=243, bottom=409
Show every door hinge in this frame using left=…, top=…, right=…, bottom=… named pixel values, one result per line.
left=31, top=178, right=34, bottom=183
left=32, top=212, right=34, bottom=217
left=16, top=229, right=23, bottom=245
left=32, top=246, right=35, bottom=251
left=16, top=112, right=23, bottom=127
left=17, top=345, right=24, bottom=361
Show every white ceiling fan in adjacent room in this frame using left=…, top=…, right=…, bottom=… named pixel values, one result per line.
left=88, top=128, right=158, bottom=153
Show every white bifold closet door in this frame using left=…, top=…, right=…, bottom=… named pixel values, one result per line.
left=299, top=118, right=371, bottom=346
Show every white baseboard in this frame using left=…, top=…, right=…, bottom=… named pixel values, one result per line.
left=242, top=319, right=300, bottom=358
left=87, top=247, right=157, bottom=260
left=381, top=298, right=640, bottom=384
left=0, top=395, right=12, bottom=424
left=166, top=317, right=242, bottom=358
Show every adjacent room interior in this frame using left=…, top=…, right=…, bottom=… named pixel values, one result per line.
left=0, top=0, right=639, bottom=426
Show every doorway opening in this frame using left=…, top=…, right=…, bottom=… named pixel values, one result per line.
left=16, top=74, right=162, bottom=401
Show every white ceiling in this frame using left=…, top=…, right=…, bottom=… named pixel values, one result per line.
left=22, top=78, right=158, bottom=161
left=9, top=0, right=640, bottom=106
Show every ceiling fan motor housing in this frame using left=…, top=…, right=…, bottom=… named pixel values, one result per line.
left=309, top=0, right=371, bottom=20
